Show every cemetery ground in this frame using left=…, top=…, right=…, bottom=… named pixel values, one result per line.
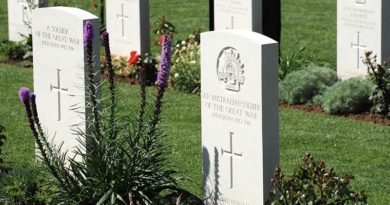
left=0, top=0, right=389, bottom=204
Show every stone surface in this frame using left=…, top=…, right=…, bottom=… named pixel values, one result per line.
left=337, top=0, right=390, bottom=79
left=201, top=30, right=279, bottom=205
left=106, top=0, right=150, bottom=56
left=32, top=7, right=100, bottom=159
left=7, top=0, right=47, bottom=42
left=213, top=0, right=262, bottom=33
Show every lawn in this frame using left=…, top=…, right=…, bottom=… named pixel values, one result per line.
left=0, top=0, right=389, bottom=204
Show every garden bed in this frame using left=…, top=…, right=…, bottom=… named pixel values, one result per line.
left=280, top=102, right=390, bottom=126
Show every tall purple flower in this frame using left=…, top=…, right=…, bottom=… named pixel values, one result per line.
left=18, top=87, right=30, bottom=103
left=156, top=34, right=173, bottom=89
left=83, top=21, right=94, bottom=48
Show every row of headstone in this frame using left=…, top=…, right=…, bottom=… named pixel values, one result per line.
left=8, top=0, right=48, bottom=41
left=210, top=0, right=390, bottom=80
left=9, top=0, right=390, bottom=80
left=8, top=0, right=150, bottom=57
left=31, top=5, right=280, bottom=205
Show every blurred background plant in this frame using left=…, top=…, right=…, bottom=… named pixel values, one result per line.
left=0, top=35, right=33, bottom=67
left=169, top=30, right=201, bottom=94
left=278, top=44, right=308, bottom=81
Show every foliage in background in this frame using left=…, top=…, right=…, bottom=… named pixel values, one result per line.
left=278, top=45, right=308, bottom=81
left=153, top=16, right=177, bottom=42
left=169, top=30, right=201, bottom=94
left=268, top=153, right=368, bottom=205
left=0, top=35, right=33, bottom=67
left=0, top=125, right=5, bottom=167
left=0, top=166, right=57, bottom=205
left=17, top=22, right=200, bottom=204
left=317, top=78, right=373, bottom=115
left=279, top=64, right=337, bottom=104
left=363, top=52, right=390, bottom=117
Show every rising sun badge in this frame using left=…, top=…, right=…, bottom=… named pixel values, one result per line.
left=217, top=47, right=245, bottom=92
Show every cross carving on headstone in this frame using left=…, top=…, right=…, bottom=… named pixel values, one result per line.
left=221, top=132, right=242, bottom=189
left=355, top=0, right=366, bottom=4
left=117, top=3, right=129, bottom=37
left=17, top=0, right=28, bottom=22
left=226, top=16, right=234, bottom=29
left=50, top=69, right=68, bottom=121
left=351, top=32, right=366, bottom=70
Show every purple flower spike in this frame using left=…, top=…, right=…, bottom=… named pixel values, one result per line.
left=101, top=31, right=109, bottom=45
left=83, top=21, right=94, bottom=47
left=18, top=87, right=30, bottom=103
left=157, top=35, right=173, bottom=89
left=29, top=92, right=36, bottom=101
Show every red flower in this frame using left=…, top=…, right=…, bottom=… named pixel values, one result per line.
left=128, top=51, right=138, bottom=66
left=157, top=36, right=164, bottom=46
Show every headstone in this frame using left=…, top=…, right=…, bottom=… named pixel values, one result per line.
left=32, top=7, right=100, bottom=159
left=201, top=30, right=279, bottom=205
left=211, top=0, right=262, bottom=33
left=7, top=0, right=48, bottom=42
left=337, top=0, right=390, bottom=79
left=209, top=0, right=282, bottom=43
left=106, top=0, right=150, bottom=56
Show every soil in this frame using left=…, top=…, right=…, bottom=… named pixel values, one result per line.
left=280, top=103, right=390, bottom=126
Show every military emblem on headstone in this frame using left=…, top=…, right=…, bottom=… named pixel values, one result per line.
left=217, top=47, right=245, bottom=92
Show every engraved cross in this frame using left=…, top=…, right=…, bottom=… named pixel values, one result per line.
left=351, top=32, right=366, bottom=70
left=50, top=69, right=68, bottom=121
left=226, top=16, right=234, bottom=29
left=221, top=132, right=242, bottom=189
left=117, top=3, right=129, bottom=37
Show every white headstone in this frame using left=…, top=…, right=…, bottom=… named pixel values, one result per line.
left=213, top=0, right=262, bottom=33
left=201, top=30, right=279, bottom=205
left=106, top=0, right=150, bottom=56
left=337, top=0, right=390, bottom=79
left=32, top=7, right=100, bottom=159
left=7, top=0, right=48, bottom=42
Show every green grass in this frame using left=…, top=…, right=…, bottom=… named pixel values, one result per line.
left=1, top=65, right=390, bottom=204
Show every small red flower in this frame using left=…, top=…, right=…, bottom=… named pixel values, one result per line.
left=90, top=1, right=98, bottom=9
left=128, top=51, right=138, bottom=66
left=157, top=36, right=164, bottom=46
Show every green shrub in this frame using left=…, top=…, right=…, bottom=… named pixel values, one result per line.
left=268, top=153, right=368, bottom=205
left=363, top=52, right=390, bottom=117
left=319, top=78, right=373, bottom=115
left=169, top=31, right=201, bottom=94
left=280, top=64, right=338, bottom=104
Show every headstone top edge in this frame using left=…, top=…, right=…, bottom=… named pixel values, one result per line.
left=202, top=29, right=278, bottom=45
left=33, top=6, right=99, bottom=20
